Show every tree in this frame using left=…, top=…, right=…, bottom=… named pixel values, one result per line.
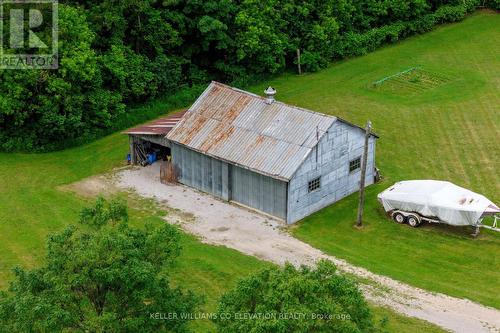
left=275, top=0, right=341, bottom=72
left=1, top=0, right=481, bottom=152
left=213, top=260, right=377, bottom=333
left=0, top=5, right=125, bottom=151
left=234, top=0, right=288, bottom=75
left=0, top=197, right=200, bottom=332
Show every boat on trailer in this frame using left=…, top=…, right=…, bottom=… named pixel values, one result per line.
left=377, top=180, right=500, bottom=236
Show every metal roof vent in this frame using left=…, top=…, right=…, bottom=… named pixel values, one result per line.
left=264, top=86, right=276, bottom=104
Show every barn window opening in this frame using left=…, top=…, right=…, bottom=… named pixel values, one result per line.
left=349, top=157, right=361, bottom=173
left=308, top=177, right=321, bottom=193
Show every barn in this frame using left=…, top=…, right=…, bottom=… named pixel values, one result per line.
left=126, top=81, right=378, bottom=224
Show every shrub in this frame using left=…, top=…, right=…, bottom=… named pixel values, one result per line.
left=433, top=5, right=467, bottom=23
left=214, top=260, right=377, bottom=333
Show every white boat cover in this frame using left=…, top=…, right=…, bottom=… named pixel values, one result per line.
left=377, top=180, right=500, bottom=226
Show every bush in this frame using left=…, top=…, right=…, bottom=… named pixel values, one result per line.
left=433, top=5, right=467, bottom=23
left=331, top=1, right=475, bottom=61
left=214, top=260, right=378, bottom=333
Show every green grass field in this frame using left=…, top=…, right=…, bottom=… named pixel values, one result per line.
left=0, top=135, right=444, bottom=332
left=0, top=10, right=497, bottom=332
left=247, top=11, right=500, bottom=308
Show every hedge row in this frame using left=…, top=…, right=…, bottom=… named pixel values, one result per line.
left=335, top=2, right=477, bottom=58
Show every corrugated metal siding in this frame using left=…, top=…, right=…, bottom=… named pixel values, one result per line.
left=231, top=165, right=287, bottom=219
left=167, top=82, right=337, bottom=180
left=172, top=143, right=225, bottom=198
left=286, top=122, right=376, bottom=224
left=172, top=143, right=287, bottom=219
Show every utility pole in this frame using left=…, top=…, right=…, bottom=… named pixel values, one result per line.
left=296, top=49, right=302, bottom=75
left=356, top=120, right=372, bottom=227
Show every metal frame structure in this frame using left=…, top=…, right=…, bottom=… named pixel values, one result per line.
left=389, top=209, right=500, bottom=236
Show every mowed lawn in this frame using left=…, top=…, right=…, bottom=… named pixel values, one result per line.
left=0, top=134, right=443, bottom=333
left=0, top=134, right=445, bottom=332
left=248, top=11, right=499, bottom=308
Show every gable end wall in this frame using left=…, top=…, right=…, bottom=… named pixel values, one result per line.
left=286, top=121, right=376, bottom=224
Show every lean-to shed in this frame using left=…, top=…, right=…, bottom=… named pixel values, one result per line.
left=124, top=110, right=186, bottom=165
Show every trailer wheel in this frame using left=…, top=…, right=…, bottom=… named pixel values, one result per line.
left=392, top=212, right=406, bottom=224
left=407, top=214, right=421, bottom=227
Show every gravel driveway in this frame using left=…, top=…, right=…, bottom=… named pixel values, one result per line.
left=115, top=164, right=500, bottom=333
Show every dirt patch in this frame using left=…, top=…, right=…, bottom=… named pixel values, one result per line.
left=60, top=175, right=117, bottom=198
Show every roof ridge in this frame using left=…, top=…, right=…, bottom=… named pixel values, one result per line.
left=210, top=81, right=337, bottom=121
left=210, top=81, right=379, bottom=138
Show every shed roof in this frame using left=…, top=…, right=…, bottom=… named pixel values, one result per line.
left=123, top=110, right=187, bottom=136
left=167, top=82, right=340, bottom=180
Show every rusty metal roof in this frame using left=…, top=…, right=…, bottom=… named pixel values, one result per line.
left=167, top=82, right=338, bottom=181
left=123, top=110, right=187, bottom=136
